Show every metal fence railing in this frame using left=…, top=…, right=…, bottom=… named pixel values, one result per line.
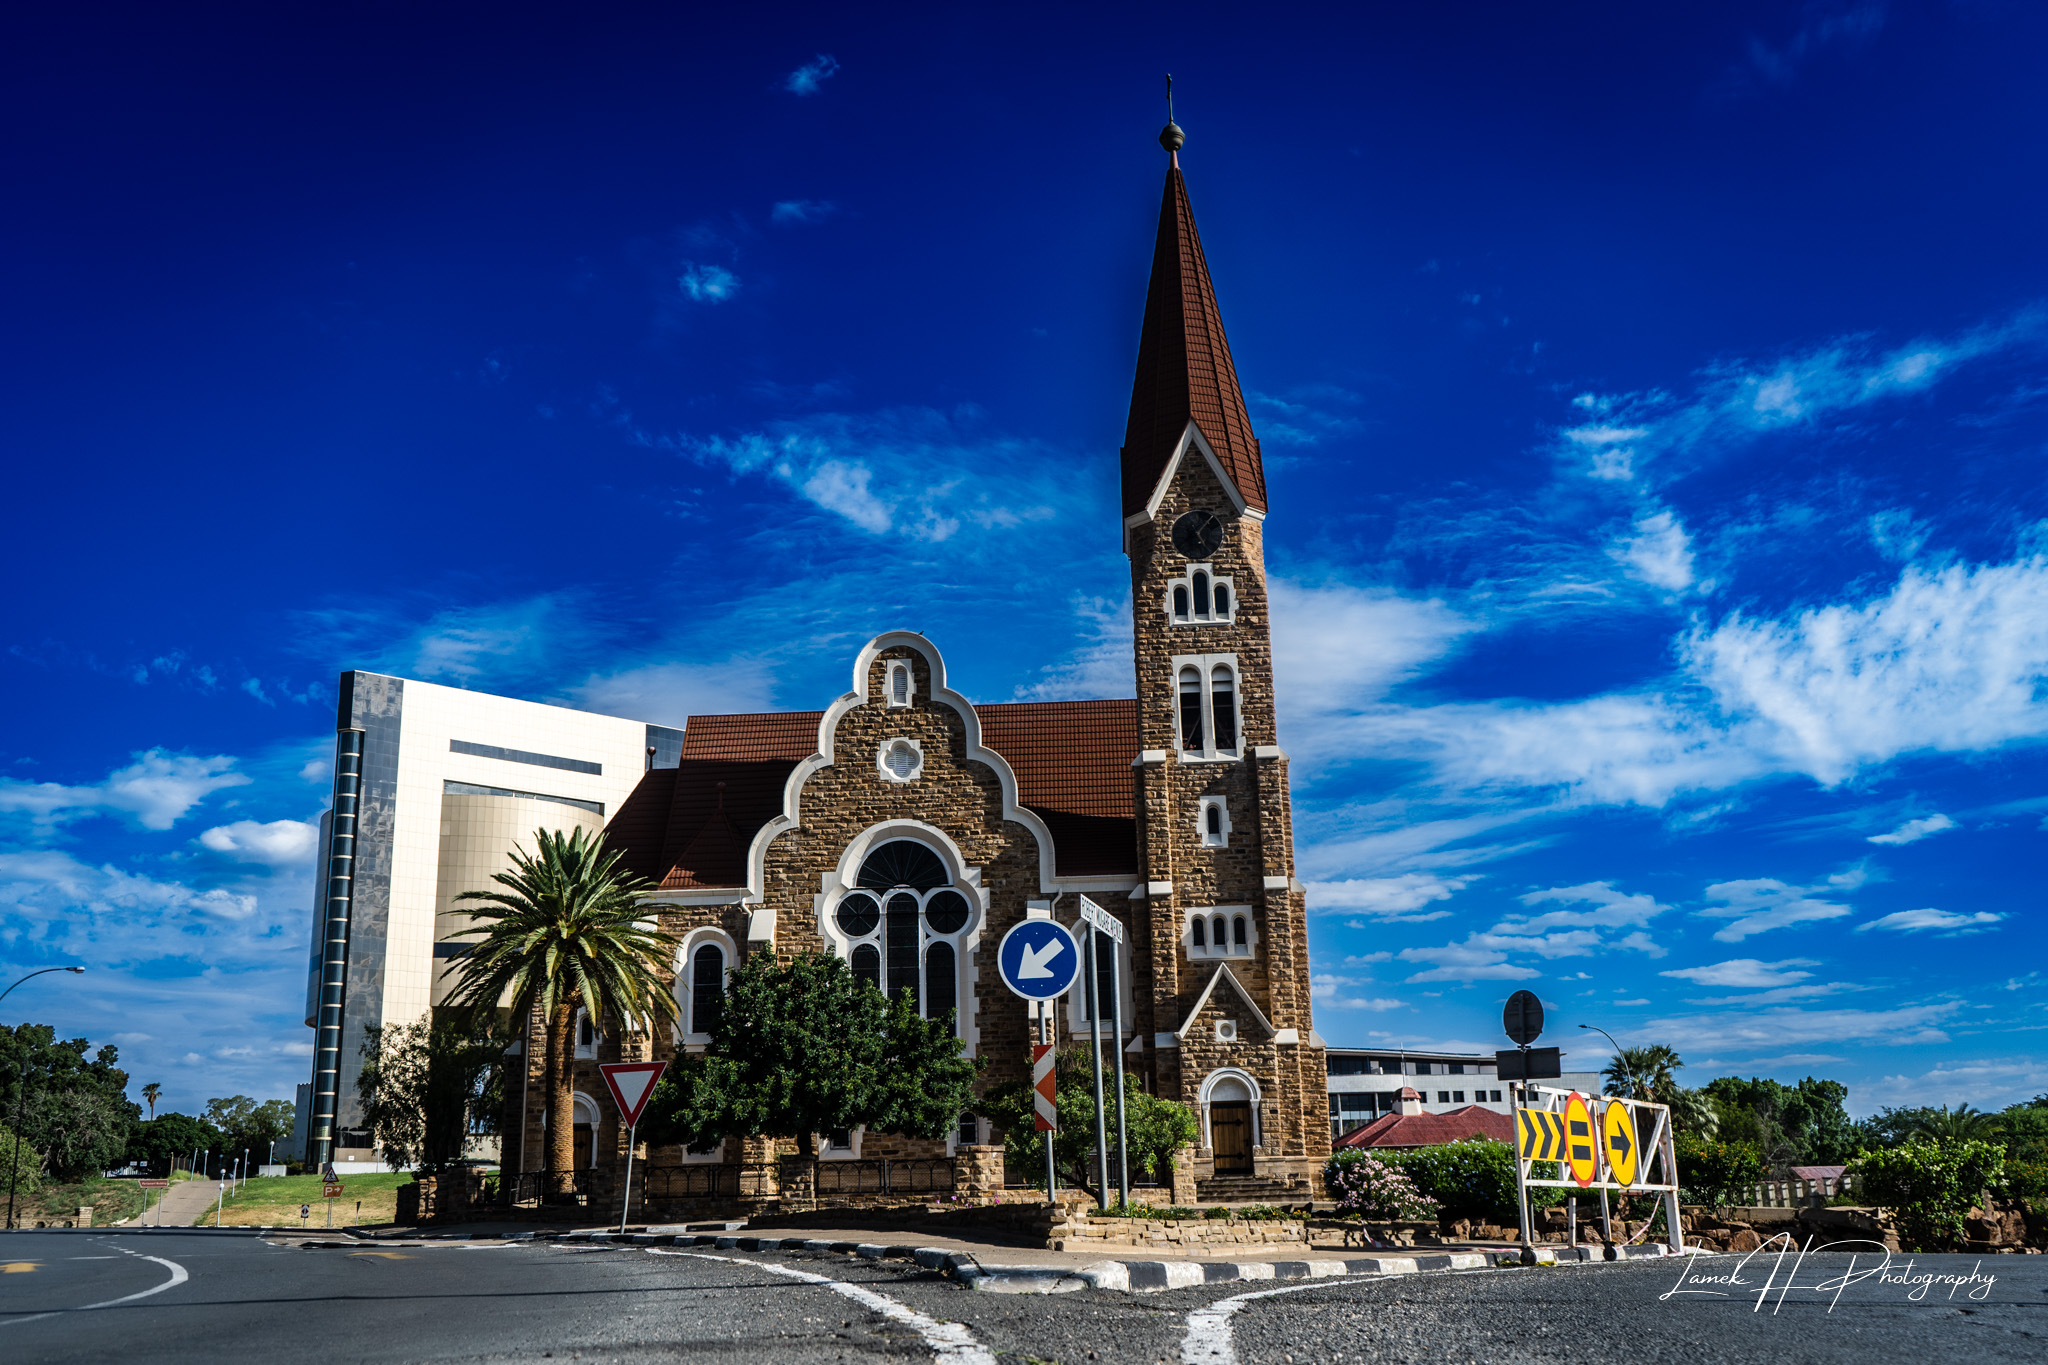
left=1734, top=1173, right=1860, bottom=1208
left=641, top=1163, right=779, bottom=1202
left=808, top=1158, right=957, bottom=1198
left=492, top=1169, right=602, bottom=1207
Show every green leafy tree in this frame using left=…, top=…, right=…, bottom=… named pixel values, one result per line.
left=1703, top=1075, right=1857, bottom=1165
left=0, top=1024, right=141, bottom=1179
left=356, top=1016, right=507, bottom=1173
left=1604, top=1045, right=1684, bottom=1102
left=981, top=1046, right=1197, bottom=1194
left=1908, top=1104, right=2001, bottom=1143
left=1675, top=1135, right=1767, bottom=1207
left=1852, top=1138, right=2006, bottom=1251
left=203, top=1096, right=297, bottom=1165
left=642, top=951, right=981, bottom=1159
left=443, top=826, right=677, bottom=1191
left=1666, top=1087, right=1720, bottom=1139
left=1, top=1121, right=42, bottom=1199
left=1996, top=1103, right=2048, bottom=1166
left=126, top=1113, right=223, bottom=1175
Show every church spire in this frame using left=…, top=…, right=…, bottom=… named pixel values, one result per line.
left=1120, top=116, right=1267, bottom=520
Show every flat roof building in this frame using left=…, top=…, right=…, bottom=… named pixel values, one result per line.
left=1325, top=1046, right=1602, bottom=1144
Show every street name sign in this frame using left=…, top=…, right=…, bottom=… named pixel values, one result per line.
left=598, top=1061, right=669, bottom=1127
left=1602, top=1098, right=1639, bottom=1187
left=1563, top=1092, right=1599, bottom=1187
left=1495, top=1046, right=1561, bottom=1081
left=997, top=919, right=1081, bottom=1001
left=139, top=1179, right=168, bottom=1190
left=1076, top=895, right=1123, bottom=943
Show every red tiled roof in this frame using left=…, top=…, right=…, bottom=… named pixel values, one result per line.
left=1335, top=1106, right=1514, bottom=1150
left=1121, top=163, right=1266, bottom=518
left=609, top=698, right=1140, bottom=890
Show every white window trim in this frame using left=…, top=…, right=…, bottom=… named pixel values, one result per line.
left=1172, top=652, right=1242, bottom=760
left=817, top=835, right=985, bottom=1051
left=877, top=736, right=924, bottom=783
left=1215, top=1019, right=1238, bottom=1043
left=1164, top=562, right=1238, bottom=626
left=1198, top=796, right=1232, bottom=848
left=885, top=659, right=915, bottom=709
left=819, top=1126, right=864, bottom=1160
left=573, top=1007, right=599, bottom=1060
left=1183, top=905, right=1256, bottom=960
left=572, top=1091, right=602, bottom=1166
left=675, top=926, right=739, bottom=1050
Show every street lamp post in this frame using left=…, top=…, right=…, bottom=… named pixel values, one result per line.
left=3, top=966, right=86, bottom=1230
left=1577, top=1023, right=1639, bottom=1097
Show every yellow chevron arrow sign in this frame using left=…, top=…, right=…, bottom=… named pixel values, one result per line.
left=1516, top=1107, right=1568, bottom=1162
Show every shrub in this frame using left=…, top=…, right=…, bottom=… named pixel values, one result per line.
left=0, top=1122, right=42, bottom=1198
left=1675, top=1135, right=1766, bottom=1207
left=1852, top=1138, right=2006, bottom=1251
left=1384, top=1140, right=1522, bottom=1224
left=1325, top=1150, right=1439, bottom=1222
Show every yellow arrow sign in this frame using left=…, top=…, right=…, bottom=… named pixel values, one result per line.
left=1516, top=1107, right=1568, bottom=1162
left=1602, top=1100, right=1639, bottom=1188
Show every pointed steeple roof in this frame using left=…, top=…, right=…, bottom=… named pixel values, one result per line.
left=1121, top=149, right=1266, bottom=519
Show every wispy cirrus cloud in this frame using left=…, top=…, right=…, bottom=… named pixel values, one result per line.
left=1659, top=957, right=1819, bottom=988
left=1867, top=813, right=1956, bottom=846
left=1697, top=874, right=1857, bottom=941
left=1854, top=907, right=2004, bottom=936
left=783, top=54, right=839, bottom=96
left=0, top=750, right=251, bottom=833
left=679, top=262, right=740, bottom=303
left=771, top=199, right=837, bottom=225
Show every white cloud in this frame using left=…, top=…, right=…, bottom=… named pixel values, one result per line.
left=1658, top=957, right=1819, bottom=988
left=1639, top=1001, right=1961, bottom=1055
left=1272, top=580, right=1474, bottom=721
left=1867, top=813, right=1956, bottom=846
left=1247, top=386, right=1364, bottom=447
left=1304, top=873, right=1469, bottom=920
left=1510, top=881, right=1670, bottom=932
left=784, top=54, right=840, bottom=96
left=1858, top=1059, right=2048, bottom=1115
left=562, top=658, right=778, bottom=729
left=1853, top=908, right=2004, bottom=935
left=1397, top=937, right=1540, bottom=983
left=1610, top=510, right=1696, bottom=591
left=198, top=819, right=320, bottom=867
left=1310, top=975, right=1407, bottom=1011
left=0, top=750, right=250, bottom=832
left=0, top=850, right=260, bottom=940
left=679, top=263, right=739, bottom=303
left=1697, top=878, right=1852, bottom=941
left=676, top=407, right=1070, bottom=543
left=771, top=199, right=836, bottom=224
left=1017, top=596, right=1134, bottom=702
left=1563, top=420, right=1649, bottom=481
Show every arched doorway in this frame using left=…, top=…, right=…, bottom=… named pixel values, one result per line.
left=1206, top=1075, right=1255, bottom=1175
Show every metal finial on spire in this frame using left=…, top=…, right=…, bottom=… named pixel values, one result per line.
left=1159, top=73, right=1185, bottom=153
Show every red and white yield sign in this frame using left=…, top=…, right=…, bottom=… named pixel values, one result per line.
left=1031, top=1044, right=1057, bottom=1132
left=599, top=1060, right=668, bottom=1128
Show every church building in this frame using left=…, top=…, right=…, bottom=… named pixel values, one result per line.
left=572, top=119, right=1333, bottom=1194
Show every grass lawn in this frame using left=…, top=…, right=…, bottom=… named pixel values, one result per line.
left=15, top=1176, right=146, bottom=1226
left=195, top=1171, right=413, bottom=1228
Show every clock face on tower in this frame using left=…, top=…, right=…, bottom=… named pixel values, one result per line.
left=1171, top=509, right=1225, bottom=559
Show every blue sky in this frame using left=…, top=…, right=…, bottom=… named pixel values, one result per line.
left=3, top=3, right=2044, bottom=1116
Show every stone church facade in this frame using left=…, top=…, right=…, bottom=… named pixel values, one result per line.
left=508, top=130, right=1332, bottom=1198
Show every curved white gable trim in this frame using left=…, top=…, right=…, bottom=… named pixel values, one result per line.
left=1123, top=421, right=1265, bottom=549
left=1198, top=1065, right=1264, bottom=1149
left=735, top=632, right=1064, bottom=938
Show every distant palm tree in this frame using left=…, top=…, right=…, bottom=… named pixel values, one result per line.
left=1909, top=1104, right=2000, bottom=1143
left=141, top=1083, right=162, bottom=1120
left=1603, top=1045, right=1683, bottom=1102
left=443, top=827, right=677, bottom=1196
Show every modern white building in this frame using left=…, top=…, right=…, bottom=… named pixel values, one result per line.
left=1325, top=1046, right=1602, bottom=1142
left=303, top=669, right=680, bottom=1165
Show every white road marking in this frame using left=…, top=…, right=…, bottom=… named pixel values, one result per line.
left=651, top=1249, right=996, bottom=1365
left=3, top=1243, right=189, bottom=1328
left=1181, top=1276, right=1382, bottom=1365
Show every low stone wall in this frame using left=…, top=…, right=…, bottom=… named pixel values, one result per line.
left=1050, top=1212, right=1307, bottom=1252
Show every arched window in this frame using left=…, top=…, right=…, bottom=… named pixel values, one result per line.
left=690, top=943, right=725, bottom=1034
left=858, top=840, right=948, bottom=891
left=1212, top=915, right=1227, bottom=950
left=886, top=893, right=920, bottom=1007
left=1179, top=667, right=1205, bottom=751
left=890, top=662, right=910, bottom=705
left=1210, top=665, right=1238, bottom=752
left=851, top=944, right=881, bottom=991
left=1233, top=915, right=1248, bottom=949
left=1174, top=585, right=1190, bottom=619
left=1192, top=917, right=1206, bottom=949
left=1193, top=570, right=1211, bottom=616
left=1206, top=805, right=1222, bottom=838
left=925, top=942, right=957, bottom=1022
left=1213, top=584, right=1230, bottom=616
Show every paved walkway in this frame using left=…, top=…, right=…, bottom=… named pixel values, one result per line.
left=119, top=1176, right=225, bottom=1228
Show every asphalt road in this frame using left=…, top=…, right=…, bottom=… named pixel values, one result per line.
left=1, top=1229, right=2040, bottom=1364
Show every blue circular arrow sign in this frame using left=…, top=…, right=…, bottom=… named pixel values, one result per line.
left=996, top=919, right=1081, bottom=1002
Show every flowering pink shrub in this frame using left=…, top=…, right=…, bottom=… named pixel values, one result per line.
left=1327, top=1151, right=1440, bottom=1222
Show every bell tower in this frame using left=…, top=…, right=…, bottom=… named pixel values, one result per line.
left=1121, top=114, right=1329, bottom=1185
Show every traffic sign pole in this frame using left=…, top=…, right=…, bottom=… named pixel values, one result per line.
left=598, top=1060, right=669, bottom=1235
left=1108, top=921, right=1128, bottom=1208
left=1036, top=1004, right=1056, bottom=1200
left=1087, top=929, right=1110, bottom=1211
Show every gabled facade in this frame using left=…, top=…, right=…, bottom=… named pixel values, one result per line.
left=506, top=126, right=1332, bottom=1195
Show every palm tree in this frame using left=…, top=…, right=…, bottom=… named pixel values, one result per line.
left=141, top=1083, right=161, bottom=1120
left=443, top=827, right=677, bottom=1195
left=1603, top=1045, right=1683, bottom=1102
left=1909, top=1104, right=2000, bottom=1143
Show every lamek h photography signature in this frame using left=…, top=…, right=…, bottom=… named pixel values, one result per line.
left=1659, top=1234, right=1998, bottom=1312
